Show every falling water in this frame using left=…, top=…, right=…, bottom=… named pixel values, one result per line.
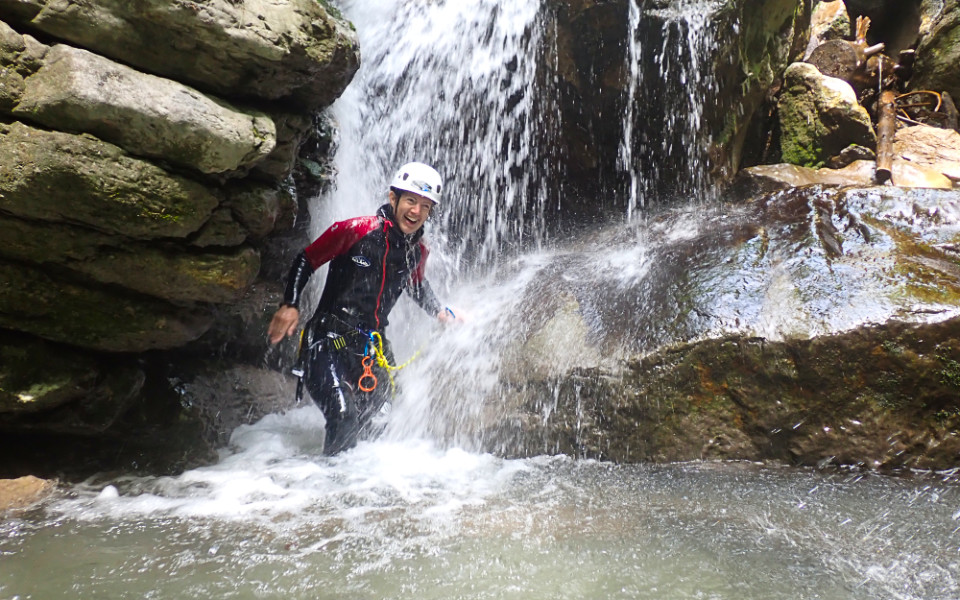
left=620, top=0, right=725, bottom=215
left=320, top=0, right=560, bottom=269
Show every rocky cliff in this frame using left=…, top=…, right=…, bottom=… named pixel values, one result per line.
left=0, top=0, right=358, bottom=474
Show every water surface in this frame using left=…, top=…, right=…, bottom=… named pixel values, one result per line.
left=3, top=407, right=958, bottom=600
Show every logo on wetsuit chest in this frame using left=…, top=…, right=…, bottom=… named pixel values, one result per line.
left=352, top=255, right=372, bottom=267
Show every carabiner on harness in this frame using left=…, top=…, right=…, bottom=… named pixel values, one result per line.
left=358, top=355, right=378, bottom=392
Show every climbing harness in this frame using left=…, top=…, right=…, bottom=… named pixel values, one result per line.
left=358, top=331, right=421, bottom=394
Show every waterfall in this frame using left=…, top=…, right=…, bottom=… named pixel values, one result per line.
left=314, top=0, right=729, bottom=452
left=620, top=0, right=725, bottom=215
left=322, top=0, right=560, bottom=271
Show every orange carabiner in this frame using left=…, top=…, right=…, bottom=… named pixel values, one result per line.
left=358, top=355, right=378, bottom=392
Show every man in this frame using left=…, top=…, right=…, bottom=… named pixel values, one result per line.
left=267, top=161, right=454, bottom=455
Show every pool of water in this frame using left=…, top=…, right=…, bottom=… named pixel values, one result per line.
left=2, top=407, right=958, bottom=600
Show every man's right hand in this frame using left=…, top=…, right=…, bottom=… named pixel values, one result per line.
left=268, top=305, right=300, bottom=344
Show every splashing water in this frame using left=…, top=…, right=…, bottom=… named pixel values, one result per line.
left=3, top=414, right=958, bottom=599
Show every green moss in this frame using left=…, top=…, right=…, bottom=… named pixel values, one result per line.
left=936, top=352, right=960, bottom=388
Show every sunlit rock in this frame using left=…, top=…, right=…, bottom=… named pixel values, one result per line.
left=894, top=124, right=960, bottom=182
left=10, top=44, right=276, bottom=174
left=0, top=476, right=54, bottom=512
left=778, top=62, right=877, bottom=168
left=803, top=0, right=852, bottom=60
left=736, top=156, right=955, bottom=192
left=0, top=0, right=359, bottom=109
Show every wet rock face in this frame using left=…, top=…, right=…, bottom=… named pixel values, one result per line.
left=0, top=2, right=356, bottom=442
left=480, top=185, right=960, bottom=469
left=546, top=0, right=807, bottom=214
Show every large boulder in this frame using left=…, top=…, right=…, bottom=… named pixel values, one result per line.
left=778, top=62, right=877, bottom=167
left=0, top=121, right=220, bottom=239
left=0, top=0, right=360, bottom=110
left=0, top=216, right=260, bottom=304
left=8, top=43, right=277, bottom=174
left=418, top=185, right=960, bottom=469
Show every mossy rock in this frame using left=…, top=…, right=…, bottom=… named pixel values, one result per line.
left=0, top=121, right=220, bottom=239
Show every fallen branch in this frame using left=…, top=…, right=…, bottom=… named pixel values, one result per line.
left=876, top=89, right=897, bottom=183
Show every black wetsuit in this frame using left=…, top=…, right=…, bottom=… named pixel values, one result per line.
left=282, top=204, right=442, bottom=454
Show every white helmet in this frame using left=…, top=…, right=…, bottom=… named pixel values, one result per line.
left=390, top=162, right=442, bottom=205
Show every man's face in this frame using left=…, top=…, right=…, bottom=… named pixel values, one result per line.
left=390, top=191, right=435, bottom=235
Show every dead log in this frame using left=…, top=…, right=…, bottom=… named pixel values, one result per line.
left=807, top=39, right=860, bottom=81
left=806, top=16, right=886, bottom=90
left=876, top=89, right=897, bottom=183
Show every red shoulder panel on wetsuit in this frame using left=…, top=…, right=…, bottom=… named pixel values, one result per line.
left=303, top=215, right=382, bottom=270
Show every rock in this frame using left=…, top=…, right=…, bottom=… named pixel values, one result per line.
left=188, top=207, right=249, bottom=249
left=501, top=294, right=602, bottom=384
left=778, top=62, right=877, bottom=168
left=0, top=19, right=45, bottom=111
left=0, top=260, right=215, bottom=352
left=735, top=158, right=954, bottom=192
left=549, top=0, right=809, bottom=206
left=0, top=216, right=260, bottom=304
left=172, top=364, right=297, bottom=447
left=226, top=184, right=286, bottom=240
left=0, top=330, right=141, bottom=417
left=470, top=185, right=960, bottom=468
left=0, top=0, right=360, bottom=110
left=734, top=161, right=875, bottom=193
left=709, top=0, right=812, bottom=177
left=826, top=144, right=876, bottom=168
left=251, top=111, right=313, bottom=181
left=10, top=43, right=277, bottom=174
left=890, top=156, right=956, bottom=188
left=0, top=331, right=145, bottom=433
left=0, top=476, right=54, bottom=511
left=803, top=0, right=852, bottom=60
left=894, top=124, right=960, bottom=182
left=0, top=121, right=220, bottom=239
left=911, top=0, right=960, bottom=100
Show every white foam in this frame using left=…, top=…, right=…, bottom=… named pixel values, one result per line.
left=55, top=407, right=525, bottom=529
